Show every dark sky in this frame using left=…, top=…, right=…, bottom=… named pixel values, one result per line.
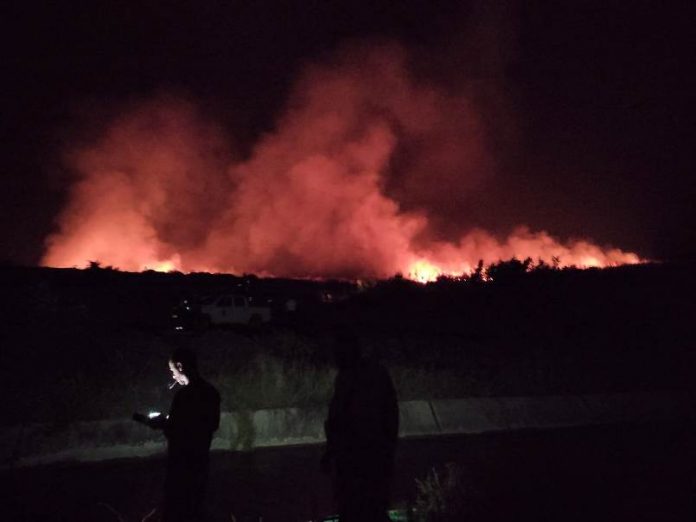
left=3, top=0, right=695, bottom=266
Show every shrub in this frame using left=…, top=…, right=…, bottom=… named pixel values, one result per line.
left=413, top=463, right=467, bottom=522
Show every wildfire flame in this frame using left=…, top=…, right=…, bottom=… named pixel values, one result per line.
left=408, top=260, right=445, bottom=283
left=146, top=259, right=179, bottom=273
left=42, top=45, right=643, bottom=281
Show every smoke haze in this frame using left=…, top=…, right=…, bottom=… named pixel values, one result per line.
left=43, top=43, right=640, bottom=280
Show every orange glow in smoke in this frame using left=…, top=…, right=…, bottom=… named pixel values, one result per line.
left=147, top=259, right=180, bottom=273
left=42, top=46, right=643, bottom=281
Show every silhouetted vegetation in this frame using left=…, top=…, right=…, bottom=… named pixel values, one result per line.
left=414, top=463, right=469, bottom=522
left=1, top=261, right=694, bottom=426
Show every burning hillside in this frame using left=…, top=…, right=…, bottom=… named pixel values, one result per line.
left=42, top=44, right=640, bottom=282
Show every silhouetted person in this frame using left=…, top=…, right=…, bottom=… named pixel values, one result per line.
left=134, top=348, right=220, bottom=522
left=321, top=331, right=399, bottom=521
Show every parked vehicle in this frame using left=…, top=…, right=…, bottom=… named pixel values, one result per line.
left=200, top=294, right=272, bottom=327
left=171, top=294, right=272, bottom=330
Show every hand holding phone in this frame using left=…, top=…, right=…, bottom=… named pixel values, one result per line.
left=133, top=411, right=166, bottom=429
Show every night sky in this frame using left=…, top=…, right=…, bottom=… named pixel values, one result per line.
left=3, top=0, right=695, bottom=269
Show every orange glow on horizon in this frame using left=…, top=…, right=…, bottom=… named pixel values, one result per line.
left=45, top=243, right=643, bottom=282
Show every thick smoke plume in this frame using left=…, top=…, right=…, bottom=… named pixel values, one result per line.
left=43, top=44, right=640, bottom=281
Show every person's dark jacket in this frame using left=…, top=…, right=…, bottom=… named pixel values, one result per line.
left=164, top=377, right=220, bottom=460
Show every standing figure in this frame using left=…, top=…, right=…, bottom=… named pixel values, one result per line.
left=135, top=348, right=220, bottom=522
left=321, top=332, right=399, bottom=522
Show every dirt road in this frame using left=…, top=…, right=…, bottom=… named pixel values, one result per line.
left=4, top=420, right=694, bottom=521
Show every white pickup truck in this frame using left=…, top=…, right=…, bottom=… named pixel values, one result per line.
left=200, top=294, right=272, bottom=327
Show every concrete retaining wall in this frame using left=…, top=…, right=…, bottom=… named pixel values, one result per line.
left=398, top=401, right=440, bottom=436
left=2, top=392, right=693, bottom=469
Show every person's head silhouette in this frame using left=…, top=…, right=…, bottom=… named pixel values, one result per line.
left=169, top=347, right=198, bottom=386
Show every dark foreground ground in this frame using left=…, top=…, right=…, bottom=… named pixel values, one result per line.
left=4, top=421, right=694, bottom=522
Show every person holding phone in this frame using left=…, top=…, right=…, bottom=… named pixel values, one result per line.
left=134, top=347, right=220, bottom=522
